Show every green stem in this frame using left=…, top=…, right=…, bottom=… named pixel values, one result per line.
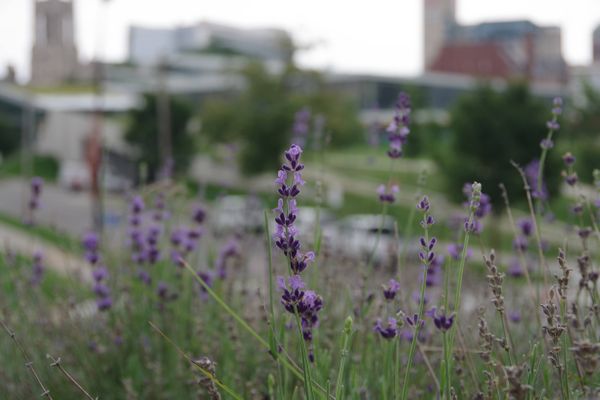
left=400, top=217, right=430, bottom=400
left=292, top=308, right=314, bottom=400
left=443, top=331, right=451, bottom=399
left=335, top=317, right=353, bottom=400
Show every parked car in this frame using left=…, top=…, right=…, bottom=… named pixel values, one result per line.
left=323, top=214, right=404, bottom=266
left=212, top=195, right=264, bottom=235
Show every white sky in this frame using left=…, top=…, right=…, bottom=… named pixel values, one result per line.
left=1, top=0, right=599, bottom=83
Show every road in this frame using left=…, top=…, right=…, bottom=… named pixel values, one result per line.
left=0, top=178, right=126, bottom=238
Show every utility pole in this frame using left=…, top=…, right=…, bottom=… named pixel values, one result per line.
left=20, top=90, right=35, bottom=221
left=87, top=0, right=111, bottom=233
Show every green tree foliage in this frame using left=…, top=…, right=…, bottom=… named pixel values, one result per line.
left=441, top=82, right=561, bottom=208
left=200, top=62, right=363, bottom=175
left=125, top=94, right=195, bottom=179
left=563, top=82, right=600, bottom=181
left=0, top=112, right=20, bottom=157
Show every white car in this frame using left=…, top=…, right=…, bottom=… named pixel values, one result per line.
left=212, top=195, right=264, bottom=234
left=323, top=214, right=402, bottom=266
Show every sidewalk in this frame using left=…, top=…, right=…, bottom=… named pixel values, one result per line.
left=0, top=223, right=91, bottom=283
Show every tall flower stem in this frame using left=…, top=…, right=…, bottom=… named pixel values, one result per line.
left=442, top=331, right=451, bottom=399
left=446, top=183, right=480, bottom=388
left=401, top=198, right=434, bottom=400
left=335, top=316, right=353, bottom=400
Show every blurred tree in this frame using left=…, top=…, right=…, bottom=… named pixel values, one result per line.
left=0, top=112, right=20, bottom=157
left=125, top=94, right=195, bottom=180
left=440, top=82, right=561, bottom=209
left=200, top=62, right=363, bottom=175
left=563, top=82, right=600, bottom=182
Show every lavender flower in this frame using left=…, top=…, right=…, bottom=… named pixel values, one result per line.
left=273, top=144, right=315, bottom=274
left=431, top=308, right=455, bottom=332
left=82, top=231, right=100, bottom=266
left=137, top=268, right=152, bottom=285
left=274, top=145, right=322, bottom=361
left=92, top=266, right=108, bottom=282
left=386, top=92, right=411, bottom=159
left=542, top=97, right=562, bottom=143
left=509, top=310, right=522, bottom=323
left=463, top=182, right=489, bottom=233
left=507, top=258, right=525, bottom=278
left=377, top=184, right=399, bottom=203
left=153, top=192, right=168, bottom=222
left=562, top=152, right=575, bottom=167
left=278, top=275, right=324, bottom=350
left=517, top=218, right=533, bottom=237
left=192, top=204, right=206, bottom=225
left=96, top=297, right=112, bottom=311
left=447, top=243, right=472, bottom=261
left=525, top=160, right=548, bottom=200
left=374, top=317, right=398, bottom=339
left=382, top=278, right=400, bottom=301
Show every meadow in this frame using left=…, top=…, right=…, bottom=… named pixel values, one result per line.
left=1, top=93, right=599, bottom=400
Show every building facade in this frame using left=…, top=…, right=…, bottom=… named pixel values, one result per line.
left=30, top=0, right=79, bottom=87
left=423, top=0, right=567, bottom=83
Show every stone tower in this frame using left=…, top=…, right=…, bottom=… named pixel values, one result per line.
left=30, top=0, right=79, bottom=86
left=593, top=25, right=600, bottom=64
left=423, top=0, right=456, bottom=69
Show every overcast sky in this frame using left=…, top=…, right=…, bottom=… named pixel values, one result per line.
left=1, top=0, right=599, bottom=83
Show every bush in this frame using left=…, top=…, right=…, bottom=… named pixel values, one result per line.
left=125, top=94, right=196, bottom=180
left=440, top=82, right=561, bottom=209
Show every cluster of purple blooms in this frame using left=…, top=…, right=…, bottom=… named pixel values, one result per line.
left=274, top=144, right=322, bottom=362
left=429, top=307, right=455, bottom=332
left=461, top=182, right=489, bottom=234
left=170, top=207, right=205, bottom=268
left=386, top=92, right=411, bottom=159
left=30, top=250, right=45, bottom=286
left=505, top=218, right=534, bottom=277
left=561, top=152, right=578, bottom=187
left=153, top=192, right=169, bottom=222
left=540, top=97, right=562, bottom=150
left=376, top=184, right=399, bottom=203
left=524, top=159, right=549, bottom=201
left=83, top=232, right=112, bottom=311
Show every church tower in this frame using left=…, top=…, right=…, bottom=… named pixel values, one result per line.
left=423, top=0, right=456, bottom=69
left=30, top=0, right=79, bottom=86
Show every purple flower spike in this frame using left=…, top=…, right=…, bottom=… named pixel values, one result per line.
left=92, top=266, right=108, bottom=282
left=517, top=218, right=533, bottom=237
left=432, top=309, right=455, bottom=332
left=96, top=296, right=113, bottom=311
left=130, top=195, right=144, bottom=214
left=562, top=152, right=576, bottom=167
left=377, top=184, right=399, bottom=203
left=192, top=205, right=206, bottom=224
left=386, top=92, right=411, bottom=159
left=374, top=318, right=398, bottom=339
left=382, top=278, right=400, bottom=301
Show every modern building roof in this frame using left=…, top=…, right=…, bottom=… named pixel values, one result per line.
left=428, top=42, right=515, bottom=79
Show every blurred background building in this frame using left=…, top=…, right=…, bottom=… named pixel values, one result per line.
left=424, top=0, right=567, bottom=84
left=0, top=0, right=598, bottom=192
left=30, top=0, right=80, bottom=87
